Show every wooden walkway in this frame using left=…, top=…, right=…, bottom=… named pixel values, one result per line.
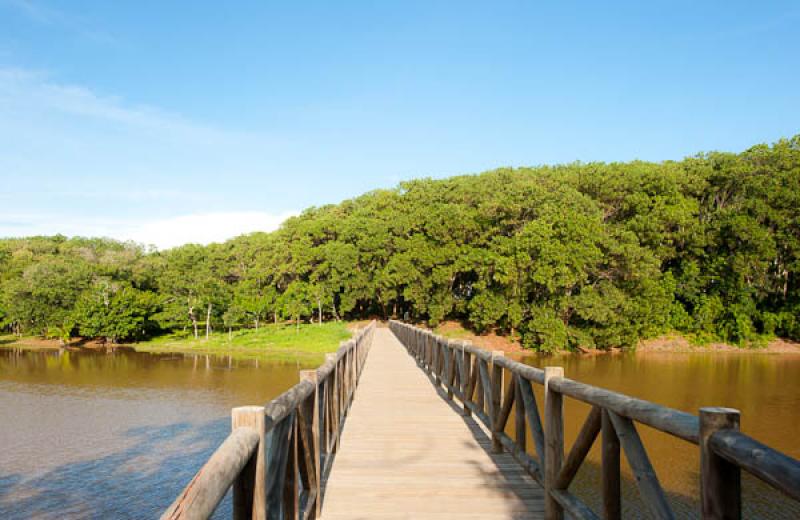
left=321, top=327, right=544, bottom=519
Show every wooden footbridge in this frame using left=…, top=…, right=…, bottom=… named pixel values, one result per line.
left=163, top=321, right=800, bottom=520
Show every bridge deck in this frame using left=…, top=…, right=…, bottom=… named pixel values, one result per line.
left=321, top=328, right=544, bottom=519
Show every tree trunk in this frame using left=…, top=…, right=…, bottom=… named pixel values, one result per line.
left=274, top=311, right=278, bottom=324
left=255, top=317, right=259, bottom=330
left=208, top=309, right=213, bottom=338
left=228, top=327, right=232, bottom=341
left=318, top=298, right=323, bottom=325
left=189, top=303, right=198, bottom=339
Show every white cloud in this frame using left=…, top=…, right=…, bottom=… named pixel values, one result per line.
left=0, top=211, right=299, bottom=250
left=1, top=0, right=116, bottom=43
left=0, top=66, right=297, bottom=221
left=0, top=67, right=265, bottom=145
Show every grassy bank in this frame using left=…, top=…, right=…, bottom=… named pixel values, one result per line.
left=1, top=322, right=354, bottom=363
left=134, top=322, right=353, bottom=362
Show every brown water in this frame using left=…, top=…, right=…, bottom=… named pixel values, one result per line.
left=0, top=348, right=314, bottom=519
left=515, top=351, right=800, bottom=518
left=1, top=347, right=799, bottom=519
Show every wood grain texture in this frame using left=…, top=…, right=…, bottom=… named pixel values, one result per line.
left=320, top=328, right=544, bottom=519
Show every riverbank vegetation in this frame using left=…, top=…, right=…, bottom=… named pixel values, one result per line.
left=134, top=322, right=352, bottom=361
left=0, top=322, right=353, bottom=362
left=1, top=136, right=798, bottom=352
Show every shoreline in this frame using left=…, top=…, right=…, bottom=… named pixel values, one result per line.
left=0, top=322, right=353, bottom=362
left=428, top=321, right=800, bottom=356
left=4, top=327, right=800, bottom=358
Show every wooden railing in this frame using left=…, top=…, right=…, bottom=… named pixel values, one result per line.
left=389, top=320, right=800, bottom=520
left=162, top=321, right=376, bottom=520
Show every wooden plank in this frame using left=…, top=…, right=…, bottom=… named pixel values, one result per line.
left=550, top=490, right=599, bottom=520
left=607, top=411, right=674, bottom=520
left=498, top=431, right=543, bottom=483
left=322, top=328, right=545, bottom=519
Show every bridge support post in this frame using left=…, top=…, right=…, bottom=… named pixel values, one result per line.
left=325, top=353, right=339, bottom=454
left=300, top=370, right=322, bottom=519
left=433, top=335, right=442, bottom=387
left=700, top=407, right=741, bottom=520
left=232, top=405, right=267, bottom=520
left=601, top=409, right=621, bottom=520
left=544, top=366, right=564, bottom=520
left=490, top=351, right=504, bottom=453
left=462, top=342, right=473, bottom=417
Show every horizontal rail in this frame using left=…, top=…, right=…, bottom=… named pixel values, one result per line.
left=163, top=321, right=377, bottom=520
left=550, top=377, right=699, bottom=444
left=161, top=427, right=260, bottom=520
left=389, top=320, right=800, bottom=520
left=710, top=428, right=800, bottom=501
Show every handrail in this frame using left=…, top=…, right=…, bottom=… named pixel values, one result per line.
left=162, top=321, right=377, bottom=520
left=709, top=428, right=800, bottom=501
left=389, top=320, right=800, bottom=520
left=162, top=427, right=261, bottom=520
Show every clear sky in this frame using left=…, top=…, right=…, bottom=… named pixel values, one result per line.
left=1, top=1, right=798, bottom=249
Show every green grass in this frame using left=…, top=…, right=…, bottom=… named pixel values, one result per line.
left=433, top=323, right=473, bottom=340
left=132, top=322, right=352, bottom=362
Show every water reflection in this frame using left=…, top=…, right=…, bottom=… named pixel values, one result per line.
left=512, top=351, right=800, bottom=518
left=0, top=348, right=312, bottom=519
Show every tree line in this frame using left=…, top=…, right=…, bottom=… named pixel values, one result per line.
left=1, top=136, right=798, bottom=351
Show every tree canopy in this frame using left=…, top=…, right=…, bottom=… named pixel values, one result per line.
left=2, top=136, right=798, bottom=350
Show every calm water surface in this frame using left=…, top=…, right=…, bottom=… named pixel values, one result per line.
left=516, top=351, right=800, bottom=518
left=0, top=348, right=314, bottom=519
left=1, top=347, right=799, bottom=519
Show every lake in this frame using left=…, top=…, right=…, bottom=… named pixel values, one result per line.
left=516, top=351, right=800, bottom=518
left=1, top=346, right=798, bottom=518
left=0, top=348, right=313, bottom=519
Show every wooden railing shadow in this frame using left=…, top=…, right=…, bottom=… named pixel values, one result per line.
left=390, top=320, right=800, bottom=520
left=161, top=321, right=377, bottom=520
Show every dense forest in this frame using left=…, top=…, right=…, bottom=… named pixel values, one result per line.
left=1, top=136, right=798, bottom=351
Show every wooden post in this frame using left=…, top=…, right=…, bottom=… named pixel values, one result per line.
left=491, top=351, right=504, bottom=453
left=283, top=419, right=299, bottom=519
left=325, top=353, right=339, bottom=452
left=433, top=335, right=442, bottom=386
left=445, top=341, right=454, bottom=401
left=515, top=376, right=526, bottom=452
left=300, top=370, right=321, bottom=519
left=232, top=406, right=267, bottom=520
left=463, top=346, right=473, bottom=417
left=601, top=409, right=621, bottom=520
left=700, top=407, right=741, bottom=519
left=544, top=366, right=564, bottom=520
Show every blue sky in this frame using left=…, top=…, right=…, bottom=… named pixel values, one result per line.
left=1, top=1, right=798, bottom=248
